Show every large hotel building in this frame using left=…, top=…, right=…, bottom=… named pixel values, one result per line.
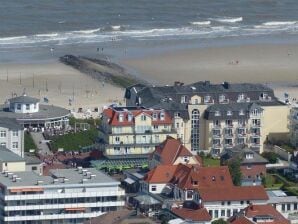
left=125, top=81, right=289, bottom=155
left=0, top=168, right=125, bottom=224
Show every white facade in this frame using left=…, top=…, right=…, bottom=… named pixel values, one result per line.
left=0, top=126, right=24, bottom=157
left=10, top=102, right=39, bottom=114
left=0, top=168, right=125, bottom=224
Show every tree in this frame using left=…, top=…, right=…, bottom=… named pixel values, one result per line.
left=228, top=159, right=242, bottom=186
left=211, top=219, right=228, bottom=224
left=261, top=152, right=278, bottom=164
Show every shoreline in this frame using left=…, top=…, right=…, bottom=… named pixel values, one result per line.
left=121, top=43, right=298, bottom=86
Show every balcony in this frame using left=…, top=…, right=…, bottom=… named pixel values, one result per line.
left=237, top=132, right=246, bottom=138
left=225, top=123, right=233, bottom=128
left=224, top=144, right=234, bottom=149
left=219, top=99, right=229, bottom=104
left=251, top=132, right=261, bottom=137
left=224, top=133, right=233, bottom=139
left=212, top=144, right=222, bottom=149
left=212, top=125, right=221, bottom=130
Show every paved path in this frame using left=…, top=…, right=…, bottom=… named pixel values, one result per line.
left=30, top=132, right=52, bottom=156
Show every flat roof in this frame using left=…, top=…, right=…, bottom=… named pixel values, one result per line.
left=267, top=190, right=298, bottom=203
left=0, top=168, right=119, bottom=188
left=0, top=104, right=70, bottom=122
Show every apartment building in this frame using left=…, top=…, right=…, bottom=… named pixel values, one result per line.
left=0, top=167, right=125, bottom=224
left=125, top=81, right=289, bottom=155
left=204, top=103, right=264, bottom=154
left=289, top=107, right=298, bottom=148
left=0, top=118, right=24, bottom=157
left=100, top=106, right=176, bottom=157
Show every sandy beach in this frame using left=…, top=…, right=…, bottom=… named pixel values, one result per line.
left=0, top=61, right=125, bottom=117
left=122, top=44, right=298, bottom=85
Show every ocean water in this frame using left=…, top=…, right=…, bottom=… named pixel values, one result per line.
left=1, top=0, right=298, bottom=61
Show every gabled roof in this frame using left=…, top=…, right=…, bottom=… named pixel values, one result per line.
left=243, top=204, right=290, bottom=224
left=221, top=146, right=268, bottom=165
left=144, top=164, right=233, bottom=190
left=199, top=186, right=268, bottom=202
left=229, top=216, right=254, bottom=224
left=153, top=137, right=196, bottom=165
left=102, top=106, right=172, bottom=126
left=171, top=207, right=211, bottom=222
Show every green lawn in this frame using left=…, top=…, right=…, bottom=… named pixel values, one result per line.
left=202, top=157, right=220, bottom=167
left=24, top=132, right=37, bottom=152
left=262, top=174, right=283, bottom=189
left=50, top=128, right=98, bottom=151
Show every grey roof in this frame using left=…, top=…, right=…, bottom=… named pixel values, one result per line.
left=9, top=95, right=39, bottom=104
left=126, top=81, right=277, bottom=119
left=0, top=146, right=25, bottom=162
left=221, top=145, right=268, bottom=165
left=204, top=102, right=263, bottom=120
left=0, top=168, right=119, bottom=188
left=0, top=104, right=70, bottom=122
left=267, top=190, right=298, bottom=204
left=24, top=153, right=41, bottom=165
left=0, top=118, right=22, bottom=130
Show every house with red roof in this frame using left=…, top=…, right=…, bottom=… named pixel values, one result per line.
left=142, top=163, right=270, bottom=222
left=229, top=204, right=290, bottom=224
left=99, top=106, right=176, bottom=159
left=149, top=136, right=202, bottom=169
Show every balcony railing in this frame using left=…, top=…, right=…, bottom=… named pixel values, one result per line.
left=224, top=144, right=234, bottom=149
left=224, top=134, right=233, bottom=139
left=212, top=144, right=222, bottom=149
left=225, top=124, right=233, bottom=128
left=212, top=125, right=221, bottom=130
left=237, top=133, right=246, bottom=138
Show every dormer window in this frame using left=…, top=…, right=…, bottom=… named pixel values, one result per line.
left=174, top=112, right=180, bottom=118
left=204, top=95, right=212, bottom=104
left=128, top=113, right=133, bottom=122
left=160, top=111, right=165, bottom=120
left=215, top=111, right=221, bottom=116
left=239, top=110, right=245, bottom=116
left=238, top=93, right=245, bottom=102
left=219, top=95, right=228, bottom=103
left=152, top=112, right=158, bottom=120
left=181, top=95, right=188, bottom=103
left=227, top=111, right=232, bottom=116
left=246, top=153, right=254, bottom=159
left=118, top=113, right=124, bottom=122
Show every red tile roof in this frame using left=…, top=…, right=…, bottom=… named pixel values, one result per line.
left=229, top=216, right=254, bottom=224
left=152, top=137, right=201, bottom=165
left=102, top=107, right=172, bottom=126
left=144, top=165, right=178, bottom=183
left=144, top=164, right=233, bottom=190
left=199, top=186, right=268, bottom=202
left=172, top=207, right=212, bottom=222
left=244, top=204, right=290, bottom=224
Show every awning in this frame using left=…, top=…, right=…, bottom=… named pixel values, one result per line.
left=124, top=177, right=135, bottom=185
left=65, top=207, right=85, bottom=211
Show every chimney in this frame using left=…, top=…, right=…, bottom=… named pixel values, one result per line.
left=223, top=82, right=229, bottom=89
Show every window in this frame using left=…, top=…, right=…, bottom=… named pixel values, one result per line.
left=194, top=99, right=199, bottom=104
left=181, top=95, right=188, bottom=103
left=17, top=104, right=21, bottom=110
left=152, top=113, right=158, bottom=120
left=115, top=136, right=120, bottom=142
left=0, top=142, right=6, bottom=147
left=221, top=201, right=225, bottom=205
left=160, top=112, right=165, bottom=120
left=204, top=95, right=212, bottom=103
left=151, top=185, right=157, bottom=192
left=174, top=112, right=180, bottom=118
left=176, top=123, right=179, bottom=128
left=183, top=156, right=189, bottom=163
left=0, top=131, right=6, bottom=138
left=227, top=201, right=231, bottom=205
left=186, top=190, right=193, bottom=199
left=215, top=111, right=221, bottom=116
left=239, top=110, right=245, bottom=115
left=34, top=104, right=37, bottom=109
left=141, top=115, right=146, bottom=121
left=209, top=210, right=213, bottom=218
left=238, top=93, right=245, bottom=101
left=227, top=209, right=231, bottom=217
left=191, top=109, right=200, bottom=151
left=153, top=125, right=158, bottom=130
left=227, top=111, right=232, bottom=116
left=12, top=131, right=18, bottom=137
left=282, top=204, right=286, bottom=212
left=12, top=142, right=18, bottom=149
left=26, top=104, right=30, bottom=110
left=240, top=201, right=244, bottom=205
left=219, top=95, right=227, bottom=103
left=294, top=203, right=297, bottom=210
left=287, top=203, right=291, bottom=211
left=221, top=209, right=225, bottom=217
left=214, top=210, right=219, bottom=218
